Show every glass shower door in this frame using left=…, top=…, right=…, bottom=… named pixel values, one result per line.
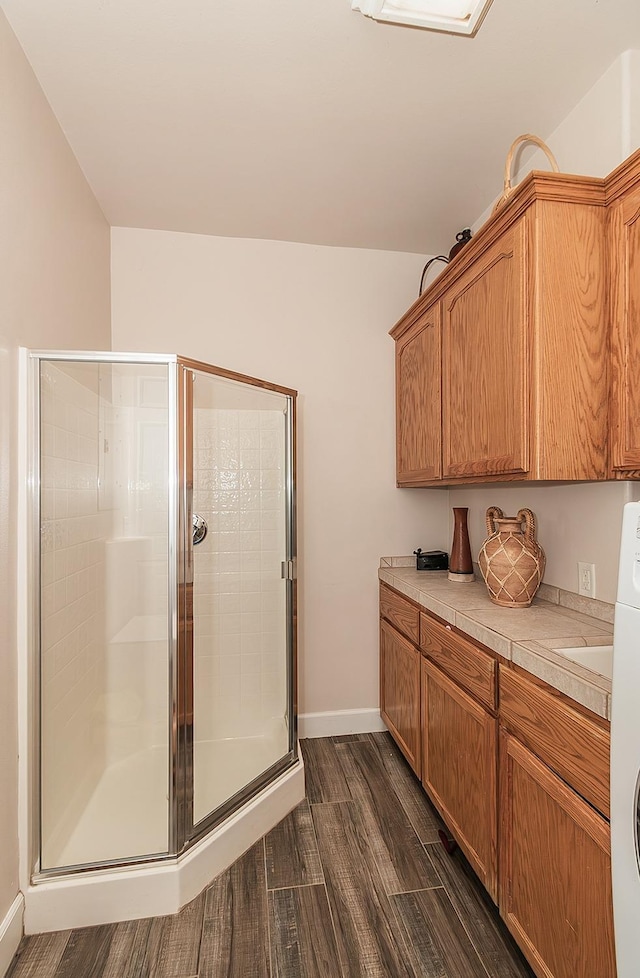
left=182, top=363, right=296, bottom=834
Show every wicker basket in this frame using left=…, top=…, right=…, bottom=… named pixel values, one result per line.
left=478, top=507, right=546, bottom=608
left=493, top=133, right=559, bottom=211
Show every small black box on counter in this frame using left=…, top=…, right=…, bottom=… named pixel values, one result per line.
left=413, top=549, right=449, bottom=571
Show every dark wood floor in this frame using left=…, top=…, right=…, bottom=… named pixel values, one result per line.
left=9, top=732, right=534, bottom=978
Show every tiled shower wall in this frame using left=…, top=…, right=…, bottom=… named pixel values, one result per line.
left=40, top=363, right=108, bottom=859
left=193, top=407, right=287, bottom=742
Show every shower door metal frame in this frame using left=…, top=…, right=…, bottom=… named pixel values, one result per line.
left=26, top=350, right=298, bottom=880
left=176, top=357, right=298, bottom=851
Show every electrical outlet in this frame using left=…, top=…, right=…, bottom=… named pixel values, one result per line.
left=578, top=561, right=596, bottom=598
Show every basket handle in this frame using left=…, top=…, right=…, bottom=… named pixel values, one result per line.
left=517, top=508, right=537, bottom=544
left=485, top=506, right=504, bottom=536
left=494, top=134, right=559, bottom=210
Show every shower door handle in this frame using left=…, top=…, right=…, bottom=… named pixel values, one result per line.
left=192, top=513, right=208, bottom=546
left=281, top=559, right=296, bottom=580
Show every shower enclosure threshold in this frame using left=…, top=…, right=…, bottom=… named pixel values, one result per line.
left=24, top=751, right=304, bottom=935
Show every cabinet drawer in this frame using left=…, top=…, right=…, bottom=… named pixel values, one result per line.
left=420, top=612, right=496, bottom=711
left=380, top=584, right=420, bottom=645
left=499, top=667, right=610, bottom=818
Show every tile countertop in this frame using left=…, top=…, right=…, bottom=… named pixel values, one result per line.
left=379, top=558, right=615, bottom=721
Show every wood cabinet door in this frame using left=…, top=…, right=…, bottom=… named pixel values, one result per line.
left=499, top=732, right=616, bottom=978
left=380, top=619, right=421, bottom=776
left=395, top=303, right=441, bottom=484
left=610, top=186, right=640, bottom=472
left=421, top=658, right=497, bottom=900
left=442, top=218, right=529, bottom=479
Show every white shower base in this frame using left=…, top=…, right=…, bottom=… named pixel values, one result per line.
left=193, top=722, right=289, bottom=825
left=44, top=722, right=290, bottom=870
left=25, top=747, right=304, bottom=935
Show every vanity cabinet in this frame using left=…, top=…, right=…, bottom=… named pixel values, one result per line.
left=419, top=612, right=498, bottom=899
left=378, top=584, right=616, bottom=978
left=499, top=666, right=614, bottom=978
left=421, top=657, right=498, bottom=900
left=391, top=170, right=609, bottom=486
left=500, top=733, right=615, bottom=978
left=379, top=586, right=421, bottom=775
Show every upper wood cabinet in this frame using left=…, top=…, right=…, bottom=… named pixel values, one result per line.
left=608, top=155, right=640, bottom=476
left=395, top=302, right=441, bottom=484
left=392, top=167, right=614, bottom=486
left=443, top=218, right=528, bottom=479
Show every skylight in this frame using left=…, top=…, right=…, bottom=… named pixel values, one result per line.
left=351, top=0, right=494, bottom=35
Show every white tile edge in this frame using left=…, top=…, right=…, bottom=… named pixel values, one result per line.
left=298, top=709, right=386, bottom=738
left=0, top=894, right=24, bottom=978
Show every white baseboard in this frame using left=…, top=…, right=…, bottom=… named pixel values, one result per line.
left=298, top=708, right=386, bottom=739
left=0, top=895, right=24, bottom=978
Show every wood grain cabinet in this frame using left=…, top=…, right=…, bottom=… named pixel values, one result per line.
left=421, top=657, right=498, bottom=900
left=395, top=302, right=441, bottom=484
left=500, top=732, right=616, bottom=978
left=391, top=170, right=609, bottom=486
left=442, top=217, right=528, bottom=480
left=498, top=666, right=615, bottom=978
left=608, top=157, right=640, bottom=476
left=378, top=585, right=616, bottom=977
left=379, top=586, right=421, bottom=776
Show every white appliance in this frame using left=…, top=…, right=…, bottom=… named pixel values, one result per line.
left=611, top=501, right=640, bottom=977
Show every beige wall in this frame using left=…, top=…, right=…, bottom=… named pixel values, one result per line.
left=0, top=6, right=110, bottom=928
left=111, top=229, right=450, bottom=716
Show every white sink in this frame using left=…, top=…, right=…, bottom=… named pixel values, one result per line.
left=553, top=645, right=613, bottom=680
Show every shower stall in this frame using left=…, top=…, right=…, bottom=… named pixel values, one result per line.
left=20, top=350, right=301, bottom=929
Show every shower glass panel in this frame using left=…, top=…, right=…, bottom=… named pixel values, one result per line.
left=189, top=368, right=292, bottom=827
left=39, top=359, right=172, bottom=869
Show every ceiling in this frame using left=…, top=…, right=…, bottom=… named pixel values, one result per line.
left=4, top=0, right=640, bottom=253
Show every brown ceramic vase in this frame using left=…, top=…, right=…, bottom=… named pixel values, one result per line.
left=478, top=507, right=545, bottom=608
left=448, top=507, right=474, bottom=583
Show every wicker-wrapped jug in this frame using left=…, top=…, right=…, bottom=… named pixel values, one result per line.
left=478, top=507, right=545, bottom=608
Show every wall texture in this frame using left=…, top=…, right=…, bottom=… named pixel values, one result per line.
left=0, top=6, right=110, bottom=938
left=110, top=230, right=450, bottom=719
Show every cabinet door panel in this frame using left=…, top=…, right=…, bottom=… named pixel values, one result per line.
left=443, top=219, right=528, bottom=478
left=380, top=619, right=421, bottom=775
left=396, top=305, right=441, bottom=484
left=421, top=658, right=497, bottom=899
left=500, top=732, right=615, bottom=978
left=610, top=187, right=640, bottom=471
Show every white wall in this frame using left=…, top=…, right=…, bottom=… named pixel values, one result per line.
left=0, top=5, right=110, bottom=944
left=111, top=230, right=450, bottom=717
left=454, top=50, right=640, bottom=605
